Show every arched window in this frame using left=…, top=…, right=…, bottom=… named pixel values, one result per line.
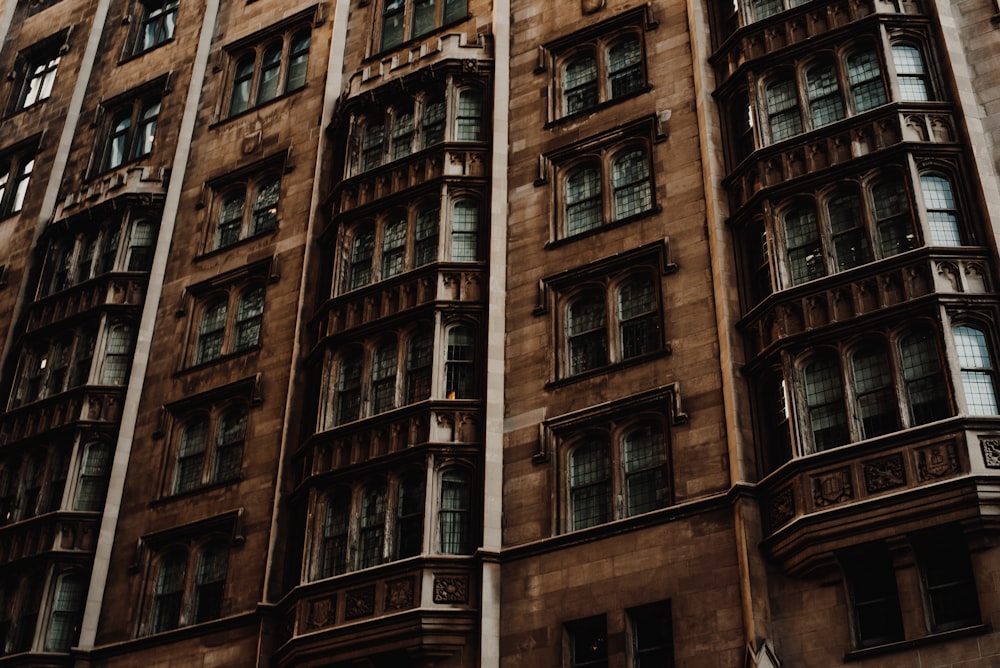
left=439, top=468, right=472, bottom=554
left=175, top=419, right=208, bottom=492
left=127, top=220, right=156, bottom=271
left=194, top=543, right=228, bottom=623
left=920, top=174, right=962, bottom=246
left=564, top=52, right=598, bottom=115
left=406, top=330, right=433, bottom=403
left=214, top=406, right=247, bottom=482
left=381, top=214, right=407, bottom=278
left=256, top=44, right=283, bottom=105
left=608, top=35, right=643, bottom=99
left=784, top=205, right=824, bottom=284
left=335, top=352, right=363, bottom=424
left=19, top=455, right=43, bottom=521
left=765, top=77, right=801, bottom=142
left=359, top=482, right=387, bottom=569
left=617, top=276, right=657, bottom=360
left=138, top=0, right=178, bottom=53
left=234, top=287, right=264, bottom=352
left=871, top=177, right=915, bottom=257
left=899, top=327, right=950, bottom=425
left=361, top=121, right=385, bottom=171
left=750, top=0, right=783, bottom=20
left=217, top=192, right=246, bottom=248
left=152, top=552, right=186, bottom=633
left=446, top=326, right=474, bottom=398
left=892, top=43, right=931, bottom=102
left=847, top=49, right=886, bottom=112
left=101, top=324, right=135, bottom=384
left=344, top=227, right=375, bottom=291
left=75, top=441, right=112, bottom=510
left=451, top=199, right=479, bottom=261
left=565, top=164, right=602, bottom=235
left=396, top=473, right=425, bottom=559
left=414, top=205, right=439, bottom=266
left=569, top=439, right=612, bottom=530
left=455, top=89, right=483, bottom=141
left=286, top=31, right=311, bottom=92
left=567, top=291, right=607, bottom=376
left=251, top=178, right=280, bottom=234
left=321, top=489, right=350, bottom=577
left=611, top=147, right=652, bottom=220
left=422, top=96, right=445, bottom=147
left=806, top=61, right=844, bottom=128
left=622, top=423, right=668, bottom=516
left=45, top=573, right=86, bottom=651
left=827, top=188, right=871, bottom=271
left=105, top=113, right=131, bottom=170
left=133, top=101, right=160, bottom=159
left=196, top=301, right=227, bottom=364
left=371, top=340, right=398, bottom=414
left=390, top=104, right=415, bottom=160
left=804, top=354, right=849, bottom=451
left=852, top=344, right=899, bottom=438
left=953, top=325, right=999, bottom=415
left=229, top=56, right=254, bottom=115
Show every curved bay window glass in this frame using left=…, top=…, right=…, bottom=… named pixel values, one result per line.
left=805, top=355, right=849, bottom=451
left=827, top=189, right=871, bottom=271
left=954, top=325, right=999, bottom=416
left=451, top=199, right=479, bottom=261
left=847, top=49, right=886, bottom=112
left=920, top=174, right=962, bottom=246
left=321, top=490, right=350, bottom=577
left=446, top=326, right=475, bottom=398
left=852, top=344, right=899, bottom=438
left=406, top=330, right=433, bottom=402
left=569, top=439, right=612, bottom=530
left=765, top=77, right=801, bottom=142
left=396, top=473, right=425, bottom=559
left=335, top=352, right=363, bottom=424
left=371, top=341, right=398, bottom=414
left=806, top=62, right=844, bottom=128
left=872, top=177, right=916, bottom=256
left=899, top=327, right=950, bottom=425
left=784, top=206, right=824, bottom=285
left=344, top=227, right=375, bottom=291
left=439, top=469, right=472, bottom=553
left=622, top=423, right=667, bottom=516
left=359, top=483, right=388, bottom=569
left=892, top=44, right=931, bottom=102
left=45, top=573, right=86, bottom=651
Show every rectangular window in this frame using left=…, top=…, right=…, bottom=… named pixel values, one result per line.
left=566, top=615, right=609, bottom=668
left=0, top=144, right=37, bottom=217
left=11, top=40, right=61, bottom=112
left=628, top=601, right=673, bottom=668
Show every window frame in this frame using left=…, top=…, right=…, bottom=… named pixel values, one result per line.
left=170, top=402, right=250, bottom=494
left=10, top=36, right=65, bottom=113
left=375, top=0, right=469, bottom=53
left=0, top=143, right=38, bottom=218
left=189, top=283, right=267, bottom=366
left=95, top=93, right=162, bottom=174
left=132, top=0, right=179, bottom=56
left=142, top=539, right=231, bottom=636
left=224, top=23, right=312, bottom=118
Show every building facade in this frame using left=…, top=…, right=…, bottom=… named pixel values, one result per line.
left=0, top=0, right=996, bottom=664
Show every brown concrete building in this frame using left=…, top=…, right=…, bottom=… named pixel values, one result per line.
left=0, top=0, right=998, bottom=663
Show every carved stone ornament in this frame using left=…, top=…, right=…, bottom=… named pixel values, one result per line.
left=767, top=487, right=795, bottom=528
left=863, top=453, right=906, bottom=493
left=581, top=0, right=604, bottom=12
left=433, top=576, right=469, bottom=603
left=345, top=586, right=375, bottom=619
left=309, top=597, right=335, bottom=628
left=385, top=576, right=416, bottom=611
left=982, top=437, right=1000, bottom=468
left=812, top=467, right=853, bottom=507
left=916, top=442, right=960, bottom=481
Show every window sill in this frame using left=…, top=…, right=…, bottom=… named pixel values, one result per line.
left=545, top=347, right=670, bottom=390
left=544, top=85, right=652, bottom=129
left=177, top=345, right=262, bottom=375
left=119, top=37, right=176, bottom=65
left=211, top=84, right=308, bottom=127
left=152, top=476, right=242, bottom=506
left=366, top=14, right=472, bottom=61
left=844, top=624, right=988, bottom=661
left=545, top=204, right=662, bottom=249
left=195, top=226, right=279, bottom=261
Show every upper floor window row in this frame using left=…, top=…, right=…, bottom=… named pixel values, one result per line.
left=756, top=319, right=992, bottom=467
left=335, top=195, right=481, bottom=294
left=314, top=465, right=474, bottom=581
left=729, top=39, right=937, bottom=157
left=9, top=320, right=136, bottom=408
left=319, top=321, right=477, bottom=429
left=8, top=34, right=68, bottom=113
left=743, top=166, right=967, bottom=303
left=227, top=27, right=310, bottom=117
left=561, top=142, right=655, bottom=238
left=378, top=0, right=467, bottom=52
left=37, top=216, right=157, bottom=298
left=346, top=84, right=485, bottom=176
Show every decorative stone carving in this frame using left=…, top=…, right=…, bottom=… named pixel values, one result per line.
left=863, top=453, right=905, bottom=493
left=385, top=576, right=416, bottom=611
left=345, top=585, right=375, bottom=619
left=915, top=442, right=960, bottom=480
left=768, top=487, right=795, bottom=528
left=812, top=468, right=853, bottom=507
left=309, top=596, right=335, bottom=628
left=981, top=437, right=1000, bottom=468
left=434, top=576, right=469, bottom=603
